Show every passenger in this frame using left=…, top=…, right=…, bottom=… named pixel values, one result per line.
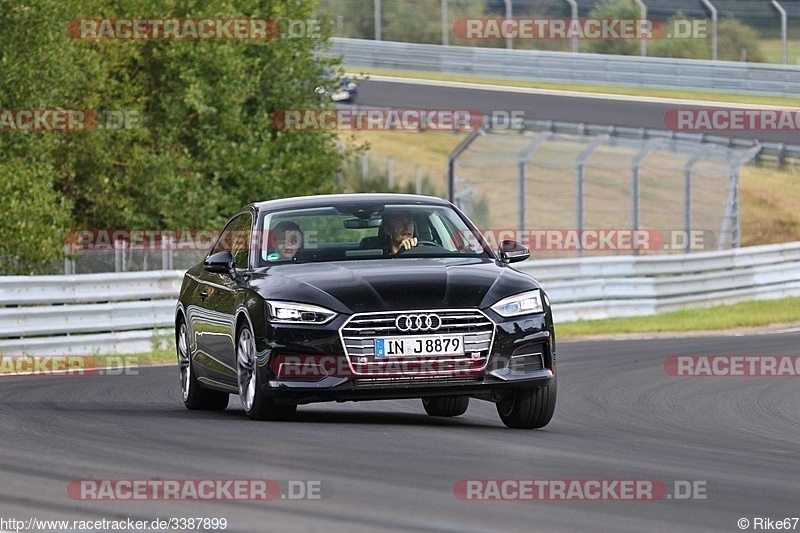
left=381, top=211, right=418, bottom=256
left=270, top=221, right=303, bottom=261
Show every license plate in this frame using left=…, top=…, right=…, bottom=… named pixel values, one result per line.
left=374, top=335, right=464, bottom=358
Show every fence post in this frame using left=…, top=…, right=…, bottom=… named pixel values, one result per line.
left=64, top=246, right=75, bottom=275
left=374, top=0, right=381, bottom=41
left=114, top=238, right=127, bottom=272
left=770, top=0, right=788, bottom=65
left=575, top=135, right=609, bottom=256
left=446, top=128, right=483, bottom=203
left=503, top=0, right=513, bottom=50
left=701, top=0, right=717, bottom=60
left=415, top=165, right=422, bottom=194
left=565, top=0, right=578, bottom=53
left=387, top=156, right=394, bottom=189
left=634, top=0, right=647, bottom=56
left=517, top=132, right=553, bottom=234
left=631, top=139, right=665, bottom=254
left=441, top=0, right=448, bottom=46
left=362, top=152, right=369, bottom=181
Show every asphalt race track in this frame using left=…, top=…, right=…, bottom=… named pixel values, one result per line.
left=1, top=332, right=798, bottom=532
left=355, top=78, right=798, bottom=145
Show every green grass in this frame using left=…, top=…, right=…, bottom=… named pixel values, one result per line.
left=0, top=349, right=175, bottom=375
left=759, top=38, right=800, bottom=66
left=556, top=297, right=800, bottom=339
left=351, top=67, right=800, bottom=107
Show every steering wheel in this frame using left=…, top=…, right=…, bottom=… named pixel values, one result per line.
left=396, top=240, right=442, bottom=254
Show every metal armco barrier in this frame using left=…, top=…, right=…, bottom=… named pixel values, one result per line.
left=329, top=38, right=800, bottom=98
left=2, top=241, right=800, bottom=356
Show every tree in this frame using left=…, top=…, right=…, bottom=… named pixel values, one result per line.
left=717, top=16, right=765, bottom=63
left=584, top=0, right=641, bottom=56
left=0, top=0, right=348, bottom=274
left=649, top=13, right=710, bottom=60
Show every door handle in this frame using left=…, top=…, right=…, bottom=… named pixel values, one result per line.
left=200, top=290, right=209, bottom=301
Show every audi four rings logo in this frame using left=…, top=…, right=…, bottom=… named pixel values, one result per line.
left=395, top=314, right=442, bottom=332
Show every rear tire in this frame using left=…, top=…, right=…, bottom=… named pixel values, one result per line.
left=496, top=375, right=557, bottom=429
left=236, top=322, right=297, bottom=421
left=422, top=396, right=469, bottom=417
left=177, top=318, right=229, bottom=411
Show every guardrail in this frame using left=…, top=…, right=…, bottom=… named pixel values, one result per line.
left=516, top=241, right=800, bottom=322
left=330, top=38, right=800, bottom=98
left=508, top=120, right=800, bottom=168
left=0, top=271, right=181, bottom=357
left=2, top=241, right=799, bottom=356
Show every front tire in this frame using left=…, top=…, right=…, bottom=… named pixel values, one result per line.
left=177, top=318, right=229, bottom=411
left=496, top=375, right=557, bottom=429
left=422, top=396, right=469, bottom=417
left=236, top=322, right=296, bottom=421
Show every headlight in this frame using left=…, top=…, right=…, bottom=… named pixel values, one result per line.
left=490, top=289, right=545, bottom=317
left=266, top=301, right=337, bottom=324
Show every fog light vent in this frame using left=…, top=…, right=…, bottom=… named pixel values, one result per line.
left=507, top=353, right=544, bottom=373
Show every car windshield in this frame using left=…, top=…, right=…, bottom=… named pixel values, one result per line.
left=257, top=203, right=491, bottom=266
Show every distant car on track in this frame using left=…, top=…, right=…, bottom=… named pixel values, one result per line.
left=314, top=75, right=358, bottom=103
left=175, top=194, right=556, bottom=428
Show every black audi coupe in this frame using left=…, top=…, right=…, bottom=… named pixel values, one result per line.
left=175, top=193, right=556, bottom=429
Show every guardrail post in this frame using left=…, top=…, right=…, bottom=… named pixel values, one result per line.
left=387, top=156, right=394, bottom=189
left=415, top=165, right=422, bottom=194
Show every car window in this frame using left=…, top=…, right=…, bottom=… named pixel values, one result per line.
left=258, top=203, right=490, bottom=266
left=210, top=213, right=253, bottom=269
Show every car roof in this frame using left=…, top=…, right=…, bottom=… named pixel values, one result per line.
left=250, top=193, right=452, bottom=213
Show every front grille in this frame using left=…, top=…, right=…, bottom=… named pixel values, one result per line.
left=339, top=309, right=495, bottom=377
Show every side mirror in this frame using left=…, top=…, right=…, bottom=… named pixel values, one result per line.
left=498, top=240, right=530, bottom=263
left=204, top=251, right=236, bottom=274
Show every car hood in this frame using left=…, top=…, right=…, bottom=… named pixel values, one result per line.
left=249, top=258, right=539, bottom=314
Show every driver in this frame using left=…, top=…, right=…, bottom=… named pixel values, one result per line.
left=382, top=211, right=418, bottom=256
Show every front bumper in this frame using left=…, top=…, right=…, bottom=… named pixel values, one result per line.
left=256, top=309, right=555, bottom=406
